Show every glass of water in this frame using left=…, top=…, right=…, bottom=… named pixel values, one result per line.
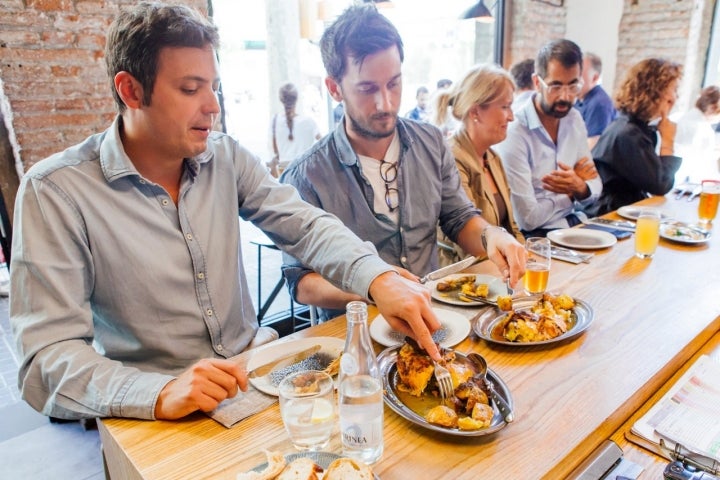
left=278, top=370, right=335, bottom=451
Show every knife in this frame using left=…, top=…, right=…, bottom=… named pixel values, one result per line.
left=247, top=344, right=321, bottom=378
left=687, top=185, right=702, bottom=202
left=419, top=256, right=477, bottom=284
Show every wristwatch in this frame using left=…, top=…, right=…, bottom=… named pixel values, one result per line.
left=481, top=225, right=508, bottom=252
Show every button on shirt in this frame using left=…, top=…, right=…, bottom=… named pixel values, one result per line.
left=281, top=118, right=480, bottom=321
left=495, top=94, right=602, bottom=231
left=10, top=116, right=391, bottom=420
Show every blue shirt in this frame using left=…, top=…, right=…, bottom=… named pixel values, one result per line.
left=280, top=118, right=480, bottom=321
left=10, top=116, right=392, bottom=420
left=575, top=85, right=616, bottom=137
left=495, top=94, right=602, bottom=231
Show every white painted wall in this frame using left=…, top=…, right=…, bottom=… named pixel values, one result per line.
left=565, top=0, right=624, bottom=95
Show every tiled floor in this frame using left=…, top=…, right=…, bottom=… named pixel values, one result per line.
left=0, top=219, right=296, bottom=479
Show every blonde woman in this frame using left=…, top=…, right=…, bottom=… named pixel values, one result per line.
left=435, top=64, right=524, bottom=264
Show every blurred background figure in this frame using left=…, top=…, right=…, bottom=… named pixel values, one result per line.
left=431, top=78, right=461, bottom=137
left=269, top=83, right=321, bottom=176
left=435, top=64, right=525, bottom=265
left=405, top=86, right=430, bottom=122
left=510, top=58, right=535, bottom=112
left=589, top=58, right=683, bottom=216
left=576, top=52, right=616, bottom=149
left=674, top=85, right=720, bottom=182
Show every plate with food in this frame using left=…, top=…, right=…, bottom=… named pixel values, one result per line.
left=660, top=223, right=711, bottom=244
left=370, top=307, right=470, bottom=348
left=617, top=206, right=672, bottom=221
left=473, top=293, right=593, bottom=346
left=547, top=228, right=617, bottom=250
left=428, top=273, right=509, bottom=307
left=239, top=450, right=380, bottom=479
left=246, top=337, right=344, bottom=396
left=377, top=340, right=513, bottom=437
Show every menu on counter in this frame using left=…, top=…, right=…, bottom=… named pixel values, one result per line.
left=627, top=354, right=720, bottom=473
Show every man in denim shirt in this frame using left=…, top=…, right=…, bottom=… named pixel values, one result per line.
left=281, top=5, right=526, bottom=322
left=10, top=3, right=454, bottom=421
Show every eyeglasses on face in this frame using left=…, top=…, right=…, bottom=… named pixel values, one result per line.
left=537, top=76, right=583, bottom=96
left=379, top=160, right=399, bottom=212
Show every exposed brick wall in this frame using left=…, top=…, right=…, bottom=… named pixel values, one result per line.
left=0, top=0, right=207, bottom=175
left=504, top=0, right=567, bottom=69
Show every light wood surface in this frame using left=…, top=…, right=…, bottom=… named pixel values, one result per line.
left=99, top=195, right=720, bottom=480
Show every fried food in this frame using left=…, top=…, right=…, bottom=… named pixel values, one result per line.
left=436, top=275, right=476, bottom=292
left=499, top=293, right=575, bottom=342
left=461, top=281, right=489, bottom=298
left=396, top=342, right=435, bottom=396
left=496, top=295, right=513, bottom=311
left=425, top=405, right=459, bottom=428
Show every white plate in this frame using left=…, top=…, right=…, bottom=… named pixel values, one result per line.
left=547, top=228, right=617, bottom=250
left=370, top=307, right=470, bottom=348
left=246, top=337, right=344, bottom=396
left=660, top=223, right=711, bottom=244
left=427, top=273, right=508, bottom=307
left=617, top=206, right=671, bottom=221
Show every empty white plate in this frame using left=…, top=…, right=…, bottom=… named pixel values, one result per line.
left=547, top=228, right=617, bottom=250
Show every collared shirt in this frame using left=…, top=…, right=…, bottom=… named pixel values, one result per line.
left=10, top=117, right=391, bottom=420
left=575, top=85, right=617, bottom=137
left=280, top=118, right=480, bottom=321
left=495, top=94, right=602, bottom=231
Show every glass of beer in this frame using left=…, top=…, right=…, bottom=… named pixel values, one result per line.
left=523, top=237, right=551, bottom=295
left=634, top=208, right=661, bottom=259
left=698, top=180, right=720, bottom=228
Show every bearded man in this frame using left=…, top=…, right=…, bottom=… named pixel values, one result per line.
left=495, top=39, right=603, bottom=237
left=279, top=4, right=526, bottom=323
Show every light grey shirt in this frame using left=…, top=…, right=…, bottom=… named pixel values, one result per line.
left=495, top=94, right=602, bottom=231
left=10, top=116, right=390, bottom=420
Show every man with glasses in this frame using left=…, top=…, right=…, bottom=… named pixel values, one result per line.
left=280, top=5, right=526, bottom=323
left=496, top=39, right=602, bottom=238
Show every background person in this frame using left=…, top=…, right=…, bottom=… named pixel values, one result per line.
left=435, top=63, right=525, bottom=265
left=10, top=2, right=449, bottom=422
left=575, top=52, right=616, bottom=150
left=510, top=58, right=535, bottom=112
left=674, top=85, right=720, bottom=182
left=405, top=86, right=430, bottom=122
left=495, top=39, right=602, bottom=237
left=281, top=5, right=526, bottom=323
left=589, top=58, right=683, bottom=216
left=268, top=83, right=321, bottom=176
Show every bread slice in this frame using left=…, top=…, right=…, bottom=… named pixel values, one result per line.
left=322, top=458, right=374, bottom=480
left=276, top=457, right=322, bottom=480
left=236, top=450, right=287, bottom=480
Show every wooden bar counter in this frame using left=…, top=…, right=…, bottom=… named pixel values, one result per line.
left=99, top=195, right=720, bottom=480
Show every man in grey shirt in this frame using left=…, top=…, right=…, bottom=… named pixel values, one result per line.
left=10, top=3, right=444, bottom=421
left=281, top=5, right=526, bottom=322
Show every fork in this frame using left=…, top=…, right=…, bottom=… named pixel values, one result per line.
left=433, top=360, right=454, bottom=403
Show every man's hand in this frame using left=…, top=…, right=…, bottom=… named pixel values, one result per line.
left=542, top=160, right=593, bottom=200
left=154, top=358, right=247, bottom=420
left=368, top=271, right=442, bottom=361
left=483, top=227, right=527, bottom=287
left=572, top=158, right=598, bottom=181
left=657, top=114, right=677, bottom=155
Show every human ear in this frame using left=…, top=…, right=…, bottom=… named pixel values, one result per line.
left=325, top=76, right=343, bottom=102
left=114, top=71, right=144, bottom=110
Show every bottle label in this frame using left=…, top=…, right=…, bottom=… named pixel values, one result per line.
left=339, top=404, right=383, bottom=448
left=340, top=353, right=358, bottom=376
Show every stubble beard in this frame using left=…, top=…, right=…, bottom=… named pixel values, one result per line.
left=348, top=112, right=398, bottom=140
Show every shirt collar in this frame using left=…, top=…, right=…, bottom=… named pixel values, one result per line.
left=100, top=115, right=210, bottom=183
left=331, top=116, right=412, bottom=167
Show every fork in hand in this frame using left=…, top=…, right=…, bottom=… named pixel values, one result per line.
left=433, top=360, right=454, bottom=403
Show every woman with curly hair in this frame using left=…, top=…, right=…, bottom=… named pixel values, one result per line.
left=588, top=58, right=683, bottom=216
left=434, top=64, right=525, bottom=265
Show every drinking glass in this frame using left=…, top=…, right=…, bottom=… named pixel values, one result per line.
left=523, top=237, right=551, bottom=295
left=698, top=180, right=720, bottom=228
left=634, top=208, right=661, bottom=259
left=278, top=370, right=335, bottom=451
